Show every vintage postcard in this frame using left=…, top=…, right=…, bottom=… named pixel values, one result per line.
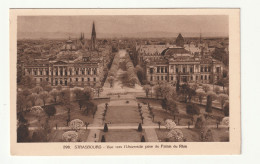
left=10, top=9, right=240, bottom=155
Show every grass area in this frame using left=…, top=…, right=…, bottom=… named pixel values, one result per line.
left=137, top=98, right=224, bottom=126
left=105, top=106, right=141, bottom=124
left=99, top=129, right=145, bottom=142
left=156, top=128, right=229, bottom=142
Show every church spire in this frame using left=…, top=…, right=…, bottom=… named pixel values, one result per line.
left=91, top=21, right=96, bottom=50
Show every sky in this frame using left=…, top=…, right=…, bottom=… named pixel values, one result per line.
left=18, top=15, right=228, bottom=38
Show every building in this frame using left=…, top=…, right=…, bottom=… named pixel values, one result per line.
left=22, top=22, right=110, bottom=87
left=136, top=34, right=224, bottom=85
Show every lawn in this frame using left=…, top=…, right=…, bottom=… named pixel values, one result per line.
left=137, top=98, right=224, bottom=126
left=99, top=129, right=145, bottom=142
left=105, top=106, right=141, bottom=124
left=156, top=128, right=229, bottom=142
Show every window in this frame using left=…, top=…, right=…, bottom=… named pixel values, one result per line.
left=204, top=67, right=207, bottom=72
left=209, top=75, right=211, bottom=80
left=88, top=70, right=90, bottom=75
left=60, top=70, right=63, bottom=76
left=82, top=78, right=84, bottom=82
left=40, top=78, right=42, bottom=82
left=157, top=76, right=159, bottom=80
left=150, top=76, right=153, bottom=81
left=76, top=78, right=78, bottom=82
left=161, top=67, right=164, bottom=73
left=205, top=75, right=207, bottom=80
left=176, top=68, right=179, bottom=73
left=208, top=67, right=211, bottom=72
left=55, top=79, right=58, bottom=85
left=56, top=71, right=58, bottom=76
left=60, top=80, right=63, bottom=85
left=183, top=67, right=186, bottom=73
left=34, top=70, right=37, bottom=75
left=165, top=67, right=168, bottom=73
left=82, top=70, right=85, bottom=75
left=161, top=76, right=163, bottom=80
left=70, top=78, right=72, bottom=82
left=70, top=70, right=72, bottom=75
left=216, top=67, right=220, bottom=73
left=46, top=78, right=49, bottom=81
left=93, top=70, right=96, bottom=75
left=190, top=67, right=193, bottom=73
left=201, top=75, right=203, bottom=80
left=157, top=67, right=160, bottom=73
left=88, top=78, right=90, bottom=81
left=65, top=71, right=67, bottom=76
left=201, top=67, right=203, bottom=72
left=150, top=68, right=153, bottom=74
left=171, top=76, right=173, bottom=81
left=76, top=71, right=78, bottom=75
left=94, top=78, right=96, bottom=82
left=165, top=76, right=167, bottom=80
left=40, top=71, right=42, bottom=75
left=46, top=70, right=49, bottom=75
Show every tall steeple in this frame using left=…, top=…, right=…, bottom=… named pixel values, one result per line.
left=91, top=22, right=96, bottom=50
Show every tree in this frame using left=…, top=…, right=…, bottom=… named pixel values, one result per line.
left=143, top=85, right=151, bottom=97
left=141, top=135, right=145, bottom=142
left=59, top=89, right=71, bottom=105
left=101, top=135, right=106, bottom=142
left=223, top=102, right=229, bottom=116
left=50, top=90, right=59, bottom=103
left=138, top=123, right=143, bottom=132
left=20, top=75, right=36, bottom=89
left=205, top=95, right=212, bottom=113
left=217, top=77, right=229, bottom=92
left=56, top=84, right=62, bottom=91
left=176, top=75, right=180, bottom=92
left=82, top=87, right=94, bottom=101
left=17, top=92, right=27, bottom=112
left=83, top=101, right=97, bottom=116
left=166, top=99, right=179, bottom=115
left=95, top=84, right=103, bottom=97
left=17, top=124, right=30, bottom=142
left=196, top=90, right=205, bottom=104
left=21, top=88, right=32, bottom=98
left=186, top=103, right=200, bottom=116
left=44, top=85, right=53, bottom=93
left=195, top=115, right=207, bottom=129
left=44, top=104, right=56, bottom=118
left=218, top=94, right=229, bottom=110
left=104, top=123, right=108, bottom=132
left=31, top=130, right=47, bottom=142
left=39, top=91, right=49, bottom=106
left=107, top=76, right=115, bottom=88
left=202, top=84, right=210, bottom=93
left=32, top=86, right=43, bottom=94
left=213, top=86, right=220, bottom=94
left=135, top=65, right=145, bottom=84
left=179, top=84, right=196, bottom=103
left=40, top=80, right=49, bottom=89
left=191, top=83, right=199, bottom=91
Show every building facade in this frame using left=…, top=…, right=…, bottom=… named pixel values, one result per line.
left=136, top=34, right=225, bottom=85
left=22, top=22, right=109, bottom=87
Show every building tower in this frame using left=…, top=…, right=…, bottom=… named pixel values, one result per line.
left=176, top=33, right=184, bottom=47
left=91, top=22, right=96, bottom=50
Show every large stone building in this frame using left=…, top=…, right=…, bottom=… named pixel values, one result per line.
left=22, top=22, right=111, bottom=87
left=136, top=34, right=224, bottom=85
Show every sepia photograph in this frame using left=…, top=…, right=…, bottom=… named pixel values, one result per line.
left=9, top=9, right=240, bottom=155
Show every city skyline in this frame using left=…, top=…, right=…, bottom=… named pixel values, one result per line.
left=18, top=15, right=228, bottom=39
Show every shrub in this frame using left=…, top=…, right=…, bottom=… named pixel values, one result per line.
left=186, top=103, right=200, bottom=116
left=141, top=135, right=145, bottom=142
left=138, top=123, right=142, bottom=132
left=104, top=123, right=108, bottom=132
left=195, top=115, right=206, bottom=129
left=101, top=135, right=106, bottom=142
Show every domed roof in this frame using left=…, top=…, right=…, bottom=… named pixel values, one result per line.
left=161, top=46, right=189, bottom=56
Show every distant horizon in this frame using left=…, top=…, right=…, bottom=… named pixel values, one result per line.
left=18, top=15, right=228, bottom=39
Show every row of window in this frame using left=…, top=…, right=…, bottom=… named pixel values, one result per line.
left=29, top=70, right=97, bottom=76
left=149, top=75, right=212, bottom=81
left=38, top=77, right=96, bottom=83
